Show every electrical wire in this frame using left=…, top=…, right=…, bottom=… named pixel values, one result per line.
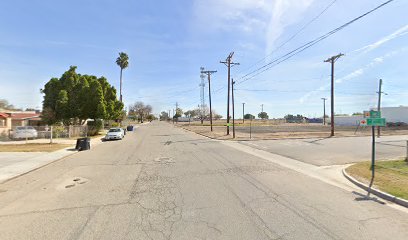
left=235, top=0, right=395, bottom=86
left=235, top=0, right=338, bottom=77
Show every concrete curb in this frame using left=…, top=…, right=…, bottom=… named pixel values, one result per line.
left=342, top=168, right=408, bottom=208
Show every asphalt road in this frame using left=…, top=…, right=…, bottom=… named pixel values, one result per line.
left=240, top=135, right=408, bottom=166
left=0, top=121, right=407, bottom=239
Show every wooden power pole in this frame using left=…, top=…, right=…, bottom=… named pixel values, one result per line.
left=201, top=69, right=217, bottom=131
left=220, top=52, right=239, bottom=135
left=324, top=53, right=344, bottom=137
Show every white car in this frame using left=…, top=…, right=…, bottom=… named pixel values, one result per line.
left=13, top=126, right=38, bottom=139
left=104, top=128, right=124, bottom=140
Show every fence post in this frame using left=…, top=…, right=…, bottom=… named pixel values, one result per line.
left=50, top=126, right=53, bottom=144
left=250, top=118, right=252, bottom=139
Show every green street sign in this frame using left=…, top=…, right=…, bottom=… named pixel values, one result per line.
left=367, top=118, right=386, bottom=127
left=369, top=110, right=381, bottom=118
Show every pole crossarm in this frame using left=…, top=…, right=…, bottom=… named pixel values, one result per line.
left=201, top=69, right=217, bottom=132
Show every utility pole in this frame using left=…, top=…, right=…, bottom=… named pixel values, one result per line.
left=324, top=53, right=344, bottom=137
left=376, top=79, right=386, bottom=138
left=201, top=69, right=217, bottom=132
left=261, top=104, right=264, bottom=113
left=321, top=98, right=327, bottom=125
left=220, top=52, right=239, bottom=135
left=199, top=67, right=206, bottom=124
left=232, top=79, right=236, bottom=138
left=168, top=110, right=171, bottom=121
left=242, top=103, right=245, bottom=123
left=175, top=102, right=179, bottom=123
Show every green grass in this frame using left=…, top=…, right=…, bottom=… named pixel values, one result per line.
left=346, top=159, right=408, bottom=200
left=0, top=143, right=72, bottom=152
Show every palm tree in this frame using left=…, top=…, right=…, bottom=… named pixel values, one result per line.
left=116, top=52, right=129, bottom=102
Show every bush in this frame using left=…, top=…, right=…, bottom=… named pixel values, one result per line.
left=52, top=125, right=68, bottom=138
left=87, top=119, right=103, bottom=136
left=110, top=122, right=120, bottom=127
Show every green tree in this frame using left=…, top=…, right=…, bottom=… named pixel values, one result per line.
left=184, top=110, right=197, bottom=118
left=41, top=66, right=123, bottom=125
left=284, top=114, right=304, bottom=123
left=352, top=112, right=363, bottom=116
left=258, top=112, right=269, bottom=120
left=146, top=114, right=157, bottom=122
left=244, top=114, right=255, bottom=120
left=174, top=107, right=183, bottom=118
left=160, top=111, right=169, bottom=121
left=115, top=52, right=129, bottom=102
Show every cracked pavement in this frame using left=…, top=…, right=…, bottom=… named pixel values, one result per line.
left=0, top=121, right=407, bottom=239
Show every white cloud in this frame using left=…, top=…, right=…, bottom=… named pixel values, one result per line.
left=351, top=24, right=408, bottom=54
left=265, top=0, right=315, bottom=54
left=192, top=0, right=271, bottom=33
left=298, top=47, right=408, bottom=103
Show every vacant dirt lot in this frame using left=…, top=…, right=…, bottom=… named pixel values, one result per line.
left=175, top=120, right=408, bottom=140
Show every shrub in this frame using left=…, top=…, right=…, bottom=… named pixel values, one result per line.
left=87, top=119, right=103, bottom=136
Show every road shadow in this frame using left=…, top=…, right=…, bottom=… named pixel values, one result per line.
left=352, top=191, right=385, bottom=205
left=160, top=139, right=212, bottom=145
left=304, top=136, right=332, bottom=144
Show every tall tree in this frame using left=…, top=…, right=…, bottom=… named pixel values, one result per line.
left=160, top=111, right=169, bottom=121
left=258, top=112, right=269, bottom=120
left=128, top=101, right=153, bottom=123
left=41, top=66, right=123, bottom=125
left=115, top=52, right=129, bottom=102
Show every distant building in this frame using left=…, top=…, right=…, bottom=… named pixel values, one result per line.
left=333, top=115, right=364, bottom=126
left=381, top=106, right=408, bottom=123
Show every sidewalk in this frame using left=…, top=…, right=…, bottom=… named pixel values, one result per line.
left=0, top=137, right=103, bottom=183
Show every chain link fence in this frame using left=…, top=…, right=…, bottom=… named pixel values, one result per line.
left=0, top=125, right=89, bottom=142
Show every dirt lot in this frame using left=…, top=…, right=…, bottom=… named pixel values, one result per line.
left=175, top=120, right=408, bottom=140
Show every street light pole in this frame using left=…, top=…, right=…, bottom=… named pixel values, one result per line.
left=242, top=103, right=245, bottom=123
left=321, top=98, right=327, bottom=125
left=232, top=79, right=236, bottom=138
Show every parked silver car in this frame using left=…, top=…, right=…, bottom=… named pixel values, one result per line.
left=104, top=128, right=124, bottom=140
left=13, top=126, right=38, bottom=139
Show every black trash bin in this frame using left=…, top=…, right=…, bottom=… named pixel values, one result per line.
left=127, top=125, right=134, bottom=131
left=75, top=137, right=90, bottom=151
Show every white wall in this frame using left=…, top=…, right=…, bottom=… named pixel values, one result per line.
left=381, top=106, right=408, bottom=123
left=334, top=115, right=364, bottom=126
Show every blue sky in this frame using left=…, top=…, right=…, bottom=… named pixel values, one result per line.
left=0, top=0, right=407, bottom=118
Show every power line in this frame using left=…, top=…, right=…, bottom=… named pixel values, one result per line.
left=236, top=0, right=337, bottom=77
left=235, top=0, right=395, bottom=86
